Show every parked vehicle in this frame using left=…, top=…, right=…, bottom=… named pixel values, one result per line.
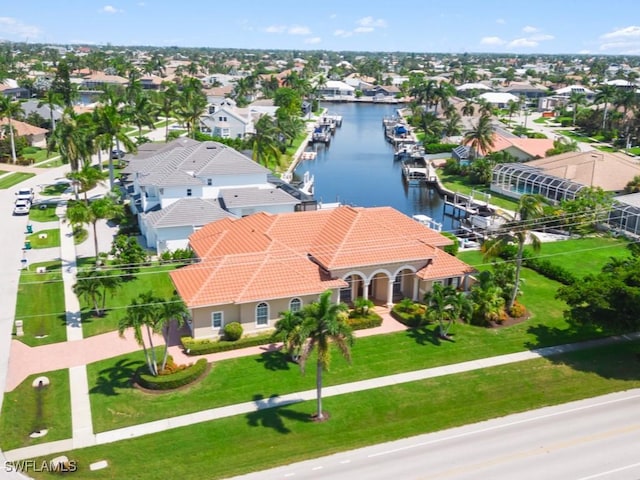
left=111, top=149, right=126, bottom=159
left=13, top=199, right=31, bottom=215
left=15, top=188, right=34, bottom=202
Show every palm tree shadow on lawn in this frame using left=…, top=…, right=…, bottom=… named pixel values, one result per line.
left=90, top=358, right=145, bottom=396
left=255, top=349, right=293, bottom=371
left=246, top=394, right=311, bottom=433
left=405, top=325, right=455, bottom=346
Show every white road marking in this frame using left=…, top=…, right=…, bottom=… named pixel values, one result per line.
left=368, top=392, right=640, bottom=458
left=576, top=461, right=640, bottom=480
left=311, top=466, right=323, bottom=471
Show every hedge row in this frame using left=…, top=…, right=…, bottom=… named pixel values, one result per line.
left=346, top=312, right=383, bottom=330
left=138, top=358, right=208, bottom=390
left=424, top=143, right=458, bottom=154
left=390, top=307, right=425, bottom=328
left=523, top=257, right=577, bottom=285
left=181, top=333, right=273, bottom=356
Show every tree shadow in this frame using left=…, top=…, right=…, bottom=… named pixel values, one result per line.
left=246, top=394, right=311, bottom=434
left=90, top=358, right=145, bottom=396
left=524, top=322, right=614, bottom=351
left=405, top=324, right=443, bottom=346
left=255, top=350, right=292, bottom=371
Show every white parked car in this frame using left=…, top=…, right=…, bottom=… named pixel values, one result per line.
left=13, top=199, right=31, bottom=215
left=15, top=188, right=34, bottom=203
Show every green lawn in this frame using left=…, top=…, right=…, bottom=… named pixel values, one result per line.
left=459, top=236, right=630, bottom=279
left=40, top=183, right=70, bottom=196
left=87, top=260, right=613, bottom=433
left=14, top=261, right=67, bottom=346
left=28, top=203, right=59, bottom=222
left=561, top=130, right=594, bottom=143
left=22, top=148, right=56, bottom=164
left=628, top=147, right=640, bottom=155
left=595, top=145, right=618, bottom=152
left=31, top=341, right=640, bottom=480
left=0, top=172, right=36, bottom=189
left=438, top=172, right=520, bottom=211
left=0, top=369, right=71, bottom=451
left=26, top=229, right=60, bottom=249
left=36, top=158, right=64, bottom=168
left=80, top=264, right=179, bottom=338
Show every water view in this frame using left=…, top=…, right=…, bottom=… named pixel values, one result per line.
left=294, top=102, right=458, bottom=231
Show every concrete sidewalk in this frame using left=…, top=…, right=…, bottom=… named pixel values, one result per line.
left=4, top=331, right=639, bottom=462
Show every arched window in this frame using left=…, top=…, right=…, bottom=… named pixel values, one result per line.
left=256, top=302, right=269, bottom=326
left=289, top=298, right=302, bottom=312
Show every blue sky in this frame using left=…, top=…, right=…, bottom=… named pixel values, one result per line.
left=2, top=0, right=640, bottom=55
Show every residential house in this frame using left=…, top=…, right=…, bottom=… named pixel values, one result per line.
left=81, top=72, right=129, bottom=90
left=491, top=150, right=640, bottom=203
left=317, top=80, right=355, bottom=100
left=123, top=138, right=310, bottom=253
left=0, top=118, right=48, bottom=148
left=362, top=85, right=401, bottom=99
left=477, top=92, right=521, bottom=109
left=170, top=206, right=475, bottom=339
left=199, top=105, right=252, bottom=139
left=499, top=82, right=549, bottom=101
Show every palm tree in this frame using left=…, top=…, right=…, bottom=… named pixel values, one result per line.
left=482, top=194, right=545, bottom=309
left=66, top=197, right=123, bottom=265
left=297, top=290, right=353, bottom=421
left=125, top=91, right=156, bottom=140
left=0, top=96, right=22, bottom=163
left=506, top=100, right=520, bottom=124
left=463, top=113, right=495, bottom=159
left=250, top=115, right=281, bottom=168
left=271, top=310, right=305, bottom=362
left=118, top=291, right=161, bottom=376
left=173, top=80, right=207, bottom=139
left=470, top=271, right=505, bottom=325
left=74, top=268, right=121, bottom=317
left=595, top=84, right=617, bottom=131
left=48, top=107, right=87, bottom=171
left=93, top=103, right=135, bottom=188
left=66, top=163, right=108, bottom=203
left=442, top=112, right=462, bottom=140
left=568, top=91, right=586, bottom=127
left=462, top=100, right=475, bottom=117
left=38, top=89, right=64, bottom=155
left=152, top=82, right=179, bottom=142
left=158, top=294, right=188, bottom=372
left=433, top=81, right=456, bottom=116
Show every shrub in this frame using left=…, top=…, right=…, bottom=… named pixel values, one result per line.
left=21, top=146, right=38, bottom=155
left=391, top=301, right=425, bottom=328
left=523, top=257, right=577, bottom=285
left=138, top=358, right=207, bottom=390
left=346, top=312, right=383, bottom=330
left=424, top=143, right=458, bottom=154
left=181, top=333, right=273, bottom=356
left=223, top=322, right=243, bottom=341
left=441, top=231, right=459, bottom=256
left=508, top=301, right=527, bottom=318
left=442, top=157, right=461, bottom=175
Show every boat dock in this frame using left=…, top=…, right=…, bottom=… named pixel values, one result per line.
left=402, top=158, right=438, bottom=186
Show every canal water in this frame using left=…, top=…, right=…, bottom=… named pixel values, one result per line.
left=294, top=102, right=458, bottom=232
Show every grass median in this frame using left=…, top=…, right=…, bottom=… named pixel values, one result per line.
left=29, top=340, right=640, bottom=480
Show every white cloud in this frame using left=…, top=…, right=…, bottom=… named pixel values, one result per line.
left=265, top=25, right=286, bottom=33
left=496, top=18, right=505, bottom=25
left=0, top=17, right=41, bottom=39
left=334, top=29, right=352, bottom=38
left=304, top=36, right=321, bottom=44
left=354, top=26, right=374, bottom=33
left=356, top=16, right=387, bottom=28
left=288, top=25, right=310, bottom=35
left=601, top=25, right=640, bottom=39
left=100, top=5, right=122, bottom=14
left=508, top=38, right=538, bottom=48
left=522, top=25, right=538, bottom=33
left=480, top=36, right=506, bottom=46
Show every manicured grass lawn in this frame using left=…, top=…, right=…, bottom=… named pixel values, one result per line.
left=33, top=341, right=640, bottom=480
left=459, top=236, right=630, bottom=279
left=80, top=264, right=180, bottom=338
left=533, top=117, right=549, bottom=124
left=26, top=228, right=60, bottom=249
left=87, top=261, right=612, bottom=433
left=0, top=369, right=71, bottom=451
left=438, top=172, right=520, bottom=211
left=14, top=261, right=67, bottom=346
left=22, top=148, right=56, bottom=164
left=36, top=158, right=64, bottom=168
left=595, top=145, right=618, bottom=152
left=629, top=147, right=640, bottom=155
left=40, top=182, right=70, bottom=196
left=28, top=203, right=59, bottom=222
left=0, top=172, right=36, bottom=189
left=561, top=130, right=594, bottom=143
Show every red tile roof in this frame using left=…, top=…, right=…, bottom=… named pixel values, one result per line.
left=171, top=206, right=469, bottom=307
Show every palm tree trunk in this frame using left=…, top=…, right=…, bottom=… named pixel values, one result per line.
left=92, top=221, right=100, bottom=266
left=602, top=103, right=608, bottom=130
left=315, top=359, right=324, bottom=419
left=8, top=119, right=17, bottom=164
left=160, top=323, right=170, bottom=371
left=146, top=324, right=158, bottom=376
left=509, top=239, right=525, bottom=310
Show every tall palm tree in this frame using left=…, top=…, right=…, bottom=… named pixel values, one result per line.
left=298, top=290, right=353, bottom=421
left=482, top=194, right=545, bottom=309
left=595, top=84, right=617, bottom=131
left=118, top=291, right=161, bottom=376
left=433, top=81, right=456, bottom=116
left=93, top=103, right=135, bottom=188
left=568, top=91, right=586, bottom=127
left=38, top=89, right=64, bottom=154
left=48, top=107, right=86, bottom=171
left=0, top=96, right=22, bottom=163
left=461, top=99, right=475, bottom=117
left=463, top=113, right=494, bottom=159
left=506, top=100, right=520, bottom=124
left=74, top=268, right=121, bottom=317
left=173, top=80, right=207, bottom=139
left=158, top=294, right=188, bottom=372
left=125, top=91, right=156, bottom=140
left=152, top=82, right=179, bottom=142
left=251, top=115, right=281, bottom=168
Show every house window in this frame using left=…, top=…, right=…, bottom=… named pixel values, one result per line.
left=211, top=311, right=223, bottom=330
left=256, top=302, right=269, bottom=326
left=207, top=178, right=212, bottom=186
left=289, top=298, right=302, bottom=312
left=159, top=188, right=164, bottom=195
left=218, top=116, right=227, bottom=122
left=187, top=189, right=192, bottom=196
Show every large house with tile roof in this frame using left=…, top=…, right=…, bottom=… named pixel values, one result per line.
left=122, top=138, right=310, bottom=253
left=170, top=206, right=475, bottom=338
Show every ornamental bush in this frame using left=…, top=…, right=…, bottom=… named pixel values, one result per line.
left=223, top=322, right=243, bottom=341
left=424, top=143, right=458, bottom=154
left=346, top=312, right=382, bottom=330
left=181, top=333, right=273, bottom=356
left=138, top=358, right=207, bottom=390
left=508, top=301, right=527, bottom=318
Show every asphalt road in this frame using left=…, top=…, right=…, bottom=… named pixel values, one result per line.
left=228, top=389, right=640, bottom=480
